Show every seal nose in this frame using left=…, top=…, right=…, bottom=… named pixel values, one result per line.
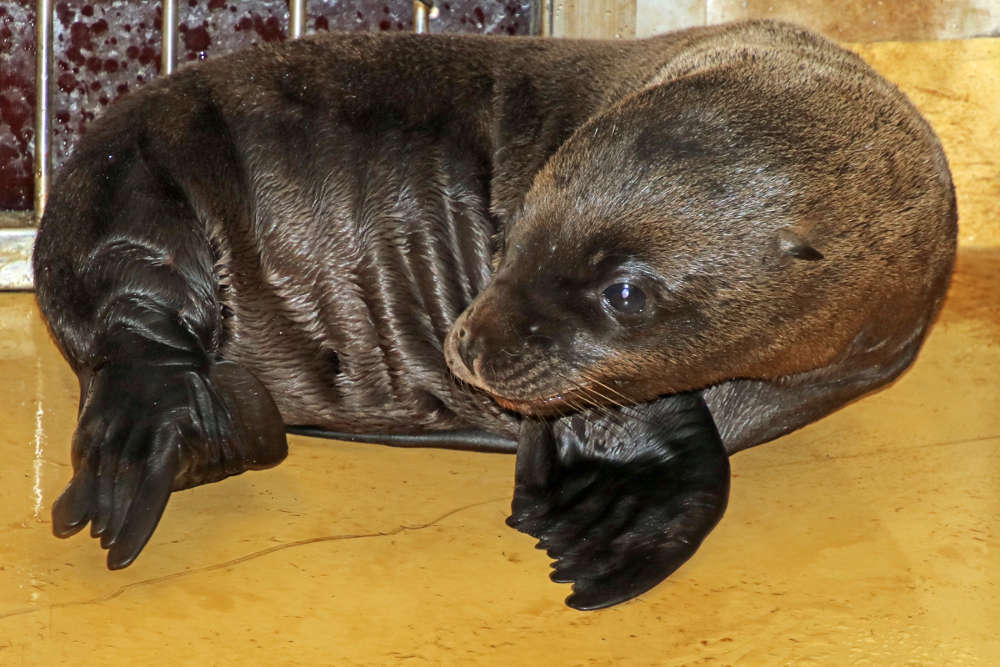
left=455, top=325, right=482, bottom=377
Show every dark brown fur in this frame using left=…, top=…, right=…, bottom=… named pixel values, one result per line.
left=33, top=21, right=955, bottom=608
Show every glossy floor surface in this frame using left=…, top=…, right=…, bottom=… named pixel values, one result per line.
left=1, top=247, right=997, bottom=664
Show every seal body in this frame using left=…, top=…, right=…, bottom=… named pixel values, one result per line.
left=33, top=21, right=955, bottom=608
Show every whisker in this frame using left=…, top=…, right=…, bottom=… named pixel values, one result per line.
left=562, top=367, right=671, bottom=432
left=582, top=372, right=639, bottom=406
left=548, top=368, right=628, bottom=426
left=574, top=379, right=627, bottom=411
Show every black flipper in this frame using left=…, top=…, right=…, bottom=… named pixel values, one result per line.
left=52, top=358, right=287, bottom=569
left=34, top=116, right=287, bottom=569
left=507, top=392, right=730, bottom=610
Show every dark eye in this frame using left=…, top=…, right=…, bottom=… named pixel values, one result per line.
left=602, top=282, right=645, bottom=314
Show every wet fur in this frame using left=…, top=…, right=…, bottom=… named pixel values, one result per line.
left=33, top=21, right=955, bottom=608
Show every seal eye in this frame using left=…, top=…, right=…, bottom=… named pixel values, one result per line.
left=603, top=282, right=645, bottom=314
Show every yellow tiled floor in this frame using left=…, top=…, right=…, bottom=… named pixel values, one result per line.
left=0, top=247, right=996, bottom=663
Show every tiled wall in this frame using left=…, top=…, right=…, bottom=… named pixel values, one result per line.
left=637, top=0, right=1000, bottom=40
left=0, top=0, right=536, bottom=213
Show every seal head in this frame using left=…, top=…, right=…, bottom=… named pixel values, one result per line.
left=445, top=51, right=953, bottom=417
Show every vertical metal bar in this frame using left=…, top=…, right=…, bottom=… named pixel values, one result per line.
left=33, top=0, right=53, bottom=222
left=289, top=0, right=307, bottom=39
left=541, top=0, right=553, bottom=36
left=162, top=0, right=178, bottom=75
left=413, top=0, right=432, bottom=34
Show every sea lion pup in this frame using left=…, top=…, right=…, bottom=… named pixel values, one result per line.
left=33, top=20, right=955, bottom=609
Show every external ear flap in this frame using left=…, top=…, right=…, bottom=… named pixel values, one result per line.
left=777, top=228, right=824, bottom=261
left=786, top=243, right=824, bottom=261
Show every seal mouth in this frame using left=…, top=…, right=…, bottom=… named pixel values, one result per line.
left=489, top=387, right=594, bottom=416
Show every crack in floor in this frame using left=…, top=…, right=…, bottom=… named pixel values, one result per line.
left=741, top=432, right=1000, bottom=470
left=0, top=496, right=507, bottom=621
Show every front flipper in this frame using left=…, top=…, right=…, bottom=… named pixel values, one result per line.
left=507, top=392, right=730, bottom=610
left=53, top=359, right=287, bottom=569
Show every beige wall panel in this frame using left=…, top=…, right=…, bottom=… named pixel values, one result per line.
left=851, top=37, right=1000, bottom=245
left=551, top=0, right=637, bottom=38
left=635, top=0, right=705, bottom=37
left=706, top=0, right=1000, bottom=42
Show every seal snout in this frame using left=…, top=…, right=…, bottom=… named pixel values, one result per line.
left=444, top=287, right=541, bottom=401
left=445, top=291, right=582, bottom=417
